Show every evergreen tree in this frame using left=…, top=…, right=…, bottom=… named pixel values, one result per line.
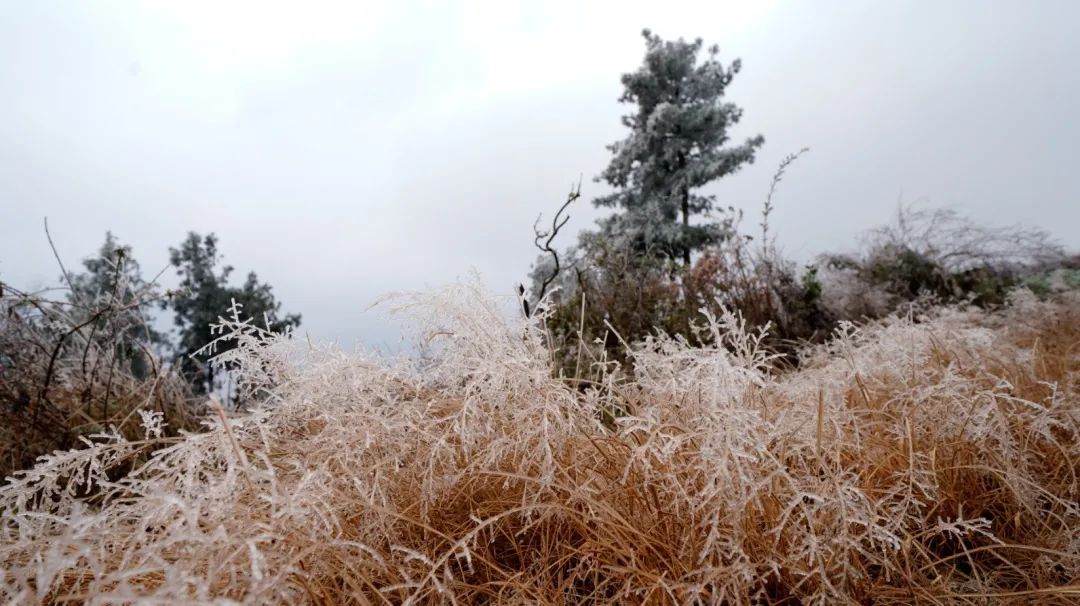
left=67, top=233, right=164, bottom=379
left=165, top=233, right=300, bottom=398
left=595, top=29, right=765, bottom=266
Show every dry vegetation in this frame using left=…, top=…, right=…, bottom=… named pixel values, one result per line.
left=2, top=281, right=1078, bottom=604
left=0, top=281, right=201, bottom=481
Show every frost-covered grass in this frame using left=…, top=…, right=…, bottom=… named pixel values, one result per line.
left=2, top=282, right=1079, bottom=604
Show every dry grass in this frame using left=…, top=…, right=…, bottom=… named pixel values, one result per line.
left=2, top=282, right=1078, bottom=604
left=0, top=285, right=202, bottom=480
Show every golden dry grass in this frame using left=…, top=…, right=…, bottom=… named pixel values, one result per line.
left=2, top=284, right=1078, bottom=604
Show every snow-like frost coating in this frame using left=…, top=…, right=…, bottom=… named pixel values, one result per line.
left=2, top=281, right=1077, bottom=604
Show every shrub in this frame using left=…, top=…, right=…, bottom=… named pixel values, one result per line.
left=536, top=214, right=834, bottom=378
left=0, top=275, right=202, bottom=480
left=820, top=205, right=1067, bottom=320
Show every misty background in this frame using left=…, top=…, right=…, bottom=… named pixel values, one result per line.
left=2, top=0, right=1078, bottom=350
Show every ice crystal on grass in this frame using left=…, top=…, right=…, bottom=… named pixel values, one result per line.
left=2, top=280, right=1078, bottom=604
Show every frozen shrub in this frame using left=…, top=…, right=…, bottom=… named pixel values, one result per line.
left=538, top=220, right=835, bottom=379
left=818, top=263, right=895, bottom=321
left=0, top=271, right=200, bottom=480
left=820, top=205, right=1068, bottom=319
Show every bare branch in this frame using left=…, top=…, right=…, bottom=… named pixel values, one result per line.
left=529, top=178, right=582, bottom=315
left=44, top=217, right=81, bottom=307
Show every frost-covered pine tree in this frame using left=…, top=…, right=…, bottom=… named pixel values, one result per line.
left=67, top=233, right=165, bottom=379
left=595, top=29, right=765, bottom=266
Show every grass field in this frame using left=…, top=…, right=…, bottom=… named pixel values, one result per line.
left=2, top=283, right=1078, bottom=604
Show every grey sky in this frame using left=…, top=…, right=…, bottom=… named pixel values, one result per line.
left=2, top=0, right=1078, bottom=349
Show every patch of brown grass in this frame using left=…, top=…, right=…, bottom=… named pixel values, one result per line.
left=2, top=283, right=1077, bottom=604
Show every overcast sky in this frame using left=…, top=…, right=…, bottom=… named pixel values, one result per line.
left=2, top=0, right=1078, bottom=349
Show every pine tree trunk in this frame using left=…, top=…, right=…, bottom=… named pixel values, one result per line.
left=681, top=186, right=690, bottom=267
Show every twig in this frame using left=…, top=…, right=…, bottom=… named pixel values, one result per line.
left=44, top=217, right=81, bottom=307
left=209, top=396, right=256, bottom=493
left=574, top=289, right=587, bottom=381
left=758, top=148, right=809, bottom=318
left=531, top=178, right=582, bottom=313
left=816, top=387, right=825, bottom=463
left=37, top=306, right=115, bottom=428
left=760, top=147, right=809, bottom=251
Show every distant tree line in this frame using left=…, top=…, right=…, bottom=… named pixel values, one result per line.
left=0, top=227, right=300, bottom=474
left=8, top=229, right=300, bottom=405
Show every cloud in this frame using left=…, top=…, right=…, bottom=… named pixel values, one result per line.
left=1, top=0, right=1077, bottom=349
